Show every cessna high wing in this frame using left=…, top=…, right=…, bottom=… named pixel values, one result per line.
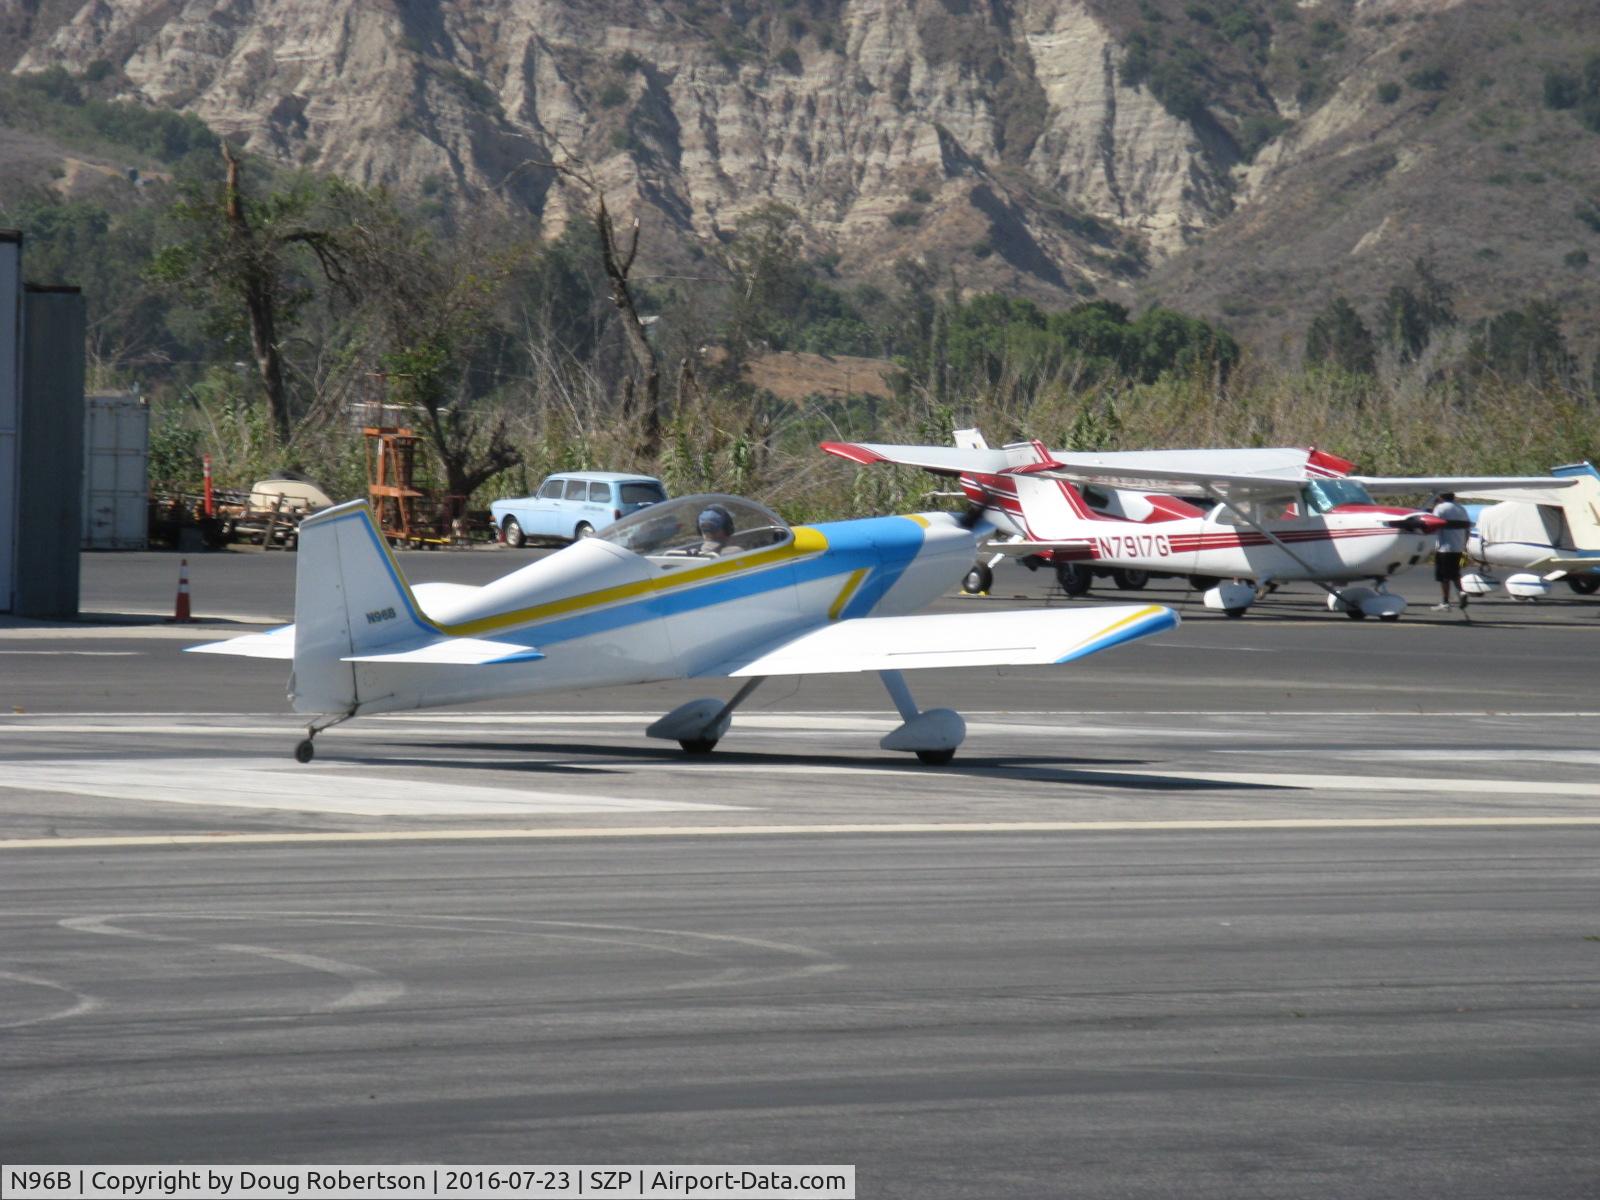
left=1462, top=461, right=1600, bottom=598
left=823, top=432, right=1576, bottom=620
left=189, top=493, right=1178, bottom=765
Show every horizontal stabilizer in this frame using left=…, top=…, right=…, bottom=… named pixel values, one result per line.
left=341, top=635, right=544, bottom=666
left=701, top=605, right=1178, bottom=677
left=983, top=538, right=1095, bottom=556
left=1531, top=556, right=1600, bottom=575
left=185, top=625, right=296, bottom=659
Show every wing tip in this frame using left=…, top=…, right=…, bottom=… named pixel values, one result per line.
left=821, top=441, right=887, bottom=465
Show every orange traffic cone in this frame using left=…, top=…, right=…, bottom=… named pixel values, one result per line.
left=170, top=558, right=194, bottom=623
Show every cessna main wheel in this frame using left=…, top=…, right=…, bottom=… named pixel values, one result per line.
left=1055, top=563, right=1092, bottom=596
left=679, top=737, right=718, bottom=754
left=916, top=748, right=956, bottom=765
left=962, top=563, right=993, bottom=594
left=1569, top=575, right=1600, bottom=595
left=1111, top=568, right=1150, bottom=590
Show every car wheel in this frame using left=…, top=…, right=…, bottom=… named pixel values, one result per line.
left=962, top=564, right=993, bottom=594
left=1055, top=562, right=1092, bottom=596
left=574, top=522, right=595, bottom=540
left=1111, top=568, right=1150, bottom=590
left=1568, top=575, right=1600, bottom=595
left=502, top=517, right=525, bottom=548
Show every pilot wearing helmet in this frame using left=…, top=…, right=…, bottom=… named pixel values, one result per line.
left=695, top=504, right=736, bottom=556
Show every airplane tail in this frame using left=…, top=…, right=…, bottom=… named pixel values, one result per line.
left=290, top=500, right=433, bottom=714
left=1002, top=471, right=1090, bottom=540
left=1552, top=462, right=1600, bottom=551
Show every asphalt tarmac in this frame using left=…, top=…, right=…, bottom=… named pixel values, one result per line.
left=2, top=549, right=1598, bottom=1196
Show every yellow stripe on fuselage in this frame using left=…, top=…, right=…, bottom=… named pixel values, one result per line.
left=398, top=525, right=834, bottom=640
left=827, top=568, right=870, bottom=621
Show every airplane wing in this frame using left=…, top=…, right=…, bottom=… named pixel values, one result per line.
left=1351, top=476, right=1578, bottom=499
left=1034, top=459, right=1306, bottom=502
left=825, top=440, right=1312, bottom=501
left=699, top=605, right=1178, bottom=677
left=821, top=441, right=1014, bottom=476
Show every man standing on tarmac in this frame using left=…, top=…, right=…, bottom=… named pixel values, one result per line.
left=1431, top=492, right=1473, bottom=611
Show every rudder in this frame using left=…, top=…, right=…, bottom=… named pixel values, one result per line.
left=290, top=500, right=434, bottom=714
left=1553, top=462, right=1600, bottom=551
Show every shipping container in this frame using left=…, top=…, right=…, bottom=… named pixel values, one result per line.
left=81, top=391, right=149, bottom=549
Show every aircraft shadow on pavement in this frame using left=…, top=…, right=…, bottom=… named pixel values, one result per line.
left=337, top=740, right=1285, bottom=791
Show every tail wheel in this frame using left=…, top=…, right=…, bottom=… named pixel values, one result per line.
left=1055, top=563, right=1092, bottom=596
left=1568, top=575, right=1600, bottom=595
left=962, top=563, right=993, bottom=594
left=1111, top=568, right=1150, bottom=590
left=574, top=521, right=595, bottom=540
left=502, top=517, right=525, bottom=548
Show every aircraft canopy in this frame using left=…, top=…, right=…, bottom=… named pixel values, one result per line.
left=599, top=493, right=791, bottom=559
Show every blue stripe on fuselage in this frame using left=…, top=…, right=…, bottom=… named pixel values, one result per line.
left=479, top=515, right=931, bottom=649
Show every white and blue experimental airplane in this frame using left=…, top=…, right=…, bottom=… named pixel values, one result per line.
left=191, top=493, right=1178, bottom=764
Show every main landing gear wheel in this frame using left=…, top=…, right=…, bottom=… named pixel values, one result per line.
left=1189, top=575, right=1220, bottom=592
left=916, top=748, right=956, bottom=765
left=679, top=737, right=718, bottom=754
left=1569, top=575, right=1600, bottom=595
left=1111, top=568, right=1150, bottom=590
left=1224, top=608, right=1248, bottom=619
left=502, top=517, right=525, bottom=548
left=1344, top=607, right=1368, bottom=620
left=962, top=563, right=993, bottom=594
left=294, top=739, right=315, bottom=763
left=1379, top=612, right=1402, bottom=622
left=1055, top=563, right=1092, bottom=596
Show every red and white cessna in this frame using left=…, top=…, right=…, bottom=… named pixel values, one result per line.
left=823, top=431, right=1576, bottom=620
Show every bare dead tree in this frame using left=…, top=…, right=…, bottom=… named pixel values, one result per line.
left=528, top=154, right=662, bottom=458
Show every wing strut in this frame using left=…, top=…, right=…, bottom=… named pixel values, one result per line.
left=1205, top=489, right=1354, bottom=605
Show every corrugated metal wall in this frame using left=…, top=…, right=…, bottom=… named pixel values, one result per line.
left=0, top=233, right=18, bottom=612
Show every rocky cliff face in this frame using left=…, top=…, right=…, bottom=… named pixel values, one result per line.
left=5, top=0, right=1599, bottom=352
left=6, top=1, right=1232, bottom=282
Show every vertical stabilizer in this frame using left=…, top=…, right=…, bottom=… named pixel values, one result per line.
left=1552, top=462, right=1600, bottom=551
left=290, top=500, right=432, bottom=714
left=1006, top=472, right=1090, bottom=539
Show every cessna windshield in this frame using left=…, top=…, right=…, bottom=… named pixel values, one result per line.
left=598, top=493, right=792, bottom=560
left=1305, top=477, right=1376, bottom=513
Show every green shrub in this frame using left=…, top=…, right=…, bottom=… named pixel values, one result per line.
left=598, top=83, right=627, bottom=108
left=1565, top=249, right=1589, bottom=268
left=888, top=208, right=922, bottom=228
left=909, top=186, right=933, bottom=204
left=1406, top=67, right=1449, bottom=91
left=1544, top=70, right=1580, bottom=109
left=1377, top=81, right=1401, bottom=104
left=614, top=51, right=646, bottom=74
left=776, top=46, right=802, bottom=74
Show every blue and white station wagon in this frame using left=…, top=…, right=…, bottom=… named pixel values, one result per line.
left=490, top=471, right=667, bottom=547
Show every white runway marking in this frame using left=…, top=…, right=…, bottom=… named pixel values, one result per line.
left=6, top=816, right=1600, bottom=851
left=0, top=969, right=102, bottom=1027
left=0, top=758, right=742, bottom=817
left=0, top=650, right=141, bottom=656
left=61, top=914, right=403, bottom=1012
